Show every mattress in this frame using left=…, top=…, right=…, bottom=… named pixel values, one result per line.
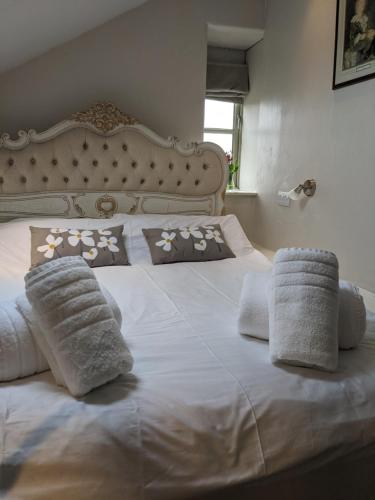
left=1, top=214, right=375, bottom=500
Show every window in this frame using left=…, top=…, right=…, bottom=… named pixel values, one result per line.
left=203, top=99, right=242, bottom=188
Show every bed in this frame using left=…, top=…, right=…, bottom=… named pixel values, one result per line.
left=1, top=103, right=375, bottom=500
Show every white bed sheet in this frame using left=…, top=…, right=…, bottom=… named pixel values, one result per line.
left=1, top=217, right=375, bottom=500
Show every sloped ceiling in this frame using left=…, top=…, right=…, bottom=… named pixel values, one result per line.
left=0, top=0, right=149, bottom=75
left=207, top=24, right=264, bottom=50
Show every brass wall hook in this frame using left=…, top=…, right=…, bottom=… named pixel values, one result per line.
left=302, top=179, right=316, bottom=197
left=287, top=179, right=316, bottom=200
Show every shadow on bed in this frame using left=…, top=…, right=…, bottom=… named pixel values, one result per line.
left=82, top=373, right=139, bottom=405
left=0, top=373, right=138, bottom=494
left=192, top=439, right=375, bottom=500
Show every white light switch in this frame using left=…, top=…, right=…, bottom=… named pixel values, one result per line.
left=277, top=191, right=290, bottom=207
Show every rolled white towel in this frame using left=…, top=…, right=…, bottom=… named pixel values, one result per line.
left=269, top=248, right=339, bottom=372
left=11, top=284, right=123, bottom=385
left=16, top=293, right=65, bottom=385
left=338, top=281, right=366, bottom=349
left=103, top=286, right=122, bottom=329
left=24, top=256, right=133, bottom=397
left=0, top=283, right=123, bottom=384
left=238, top=272, right=271, bottom=340
left=239, top=272, right=366, bottom=350
left=0, top=300, right=48, bottom=381
left=366, top=310, right=375, bottom=337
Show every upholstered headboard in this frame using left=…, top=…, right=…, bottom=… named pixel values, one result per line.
left=0, top=102, right=228, bottom=221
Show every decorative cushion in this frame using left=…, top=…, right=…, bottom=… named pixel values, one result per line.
left=142, top=224, right=235, bottom=265
left=30, top=225, right=129, bottom=268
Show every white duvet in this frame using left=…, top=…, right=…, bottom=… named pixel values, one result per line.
left=1, top=214, right=375, bottom=500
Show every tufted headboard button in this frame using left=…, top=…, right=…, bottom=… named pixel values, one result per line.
left=195, top=179, right=200, bottom=186
left=169, top=163, right=173, bottom=170
left=8, top=158, right=14, bottom=166
left=52, top=158, right=58, bottom=166
left=83, top=177, right=89, bottom=183
left=159, top=180, right=163, bottom=186
left=83, top=142, right=88, bottom=150
left=140, top=178, right=145, bottom=185
left=72, top=159, right=79, bottom=166
left=122, top=144, right=128, bottom=151
left=0, top=177, right=4, bottom=184
left=186, top=163, right=190, bottom=171
left=103, top=144, right=108, bottom=150
left=20, top=176, right=27, bottom=183
left=30, top=158, right=36, bottom=165
left=112, top=161, right=118, bottom=167
left=92, top=160, right=98, bottom=166
left=177, top=180, right=181, bottom=186
left=122, top=177, right=127, bottom=183
left=150, top=162, right=155, bottom=169
left=42, top=176, right=48, bottom=183
left=131, top=161, right=137, bottom=168
left=104, top=177, right=109, bottom=183
left=203, top=164, right=208, bottom=170
left=63, top=176, right=69, bottom=183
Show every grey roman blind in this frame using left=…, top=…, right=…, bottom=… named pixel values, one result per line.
left=206, top=46, right=249, bottom=103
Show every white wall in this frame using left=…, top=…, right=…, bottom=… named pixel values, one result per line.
left=0, top=0, right=264, bottom=142
left=241, top=0, right=375, bottom=291
left=225, top=195, right=257, bottom=242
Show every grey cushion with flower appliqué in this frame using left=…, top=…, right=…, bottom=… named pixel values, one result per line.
left=142, top=224, right=235, bottom=265
left=30, top=225, right=129, bottom=268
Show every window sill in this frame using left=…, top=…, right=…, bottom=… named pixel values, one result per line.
left=225, top=189, right=257, bottom=197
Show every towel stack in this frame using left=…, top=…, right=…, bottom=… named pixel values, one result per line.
left=0, top=257, right=133, bottom=397
left=238, top=248, right=367, bottom=372
left=25, top=256, right=133, bottom=397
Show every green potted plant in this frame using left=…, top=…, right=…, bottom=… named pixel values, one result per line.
left=225, top=152, right=239, bottom=190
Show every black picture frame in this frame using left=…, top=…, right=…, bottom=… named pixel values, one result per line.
left=333, top=0, right=375, bottom=89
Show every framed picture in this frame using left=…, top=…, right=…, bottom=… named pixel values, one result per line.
left=333, top=0, right=375, bottom=89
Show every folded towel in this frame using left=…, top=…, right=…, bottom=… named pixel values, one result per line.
left=24, top=256, right=133, bottom=397
left=239, top=271, right=366, bottom=350
left=103, top=286, right=122, bottom=329
left=338, top=281, right=367, bottom=349
left=238, top=272, right=271, bottom=340
left=366, top=310, right=375, bottom=337
left=16, top=293, right=64, bottom=384
left=269, top=248, right=339, bottom=372
left=0, top=300, right=48, bottom=381
left=11, top=284, right=123, bottom=385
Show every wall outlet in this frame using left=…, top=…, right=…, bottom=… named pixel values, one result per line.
left=277, top=191, right=290, bottom=207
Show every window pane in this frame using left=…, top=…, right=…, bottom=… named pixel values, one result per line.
left=204, top=132, right=233, bottom=154
left=204, top=99, right=234, bottom=129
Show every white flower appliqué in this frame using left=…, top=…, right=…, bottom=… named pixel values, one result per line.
left=205, top=229, right=224, bottom=243
left=155, top=232, right=176, bottom=251
left=37, top=234, right=63, bottom=259
left=179, top=227, right=203, bottom=239
left=98, top=229, right=112, bottom=236
left=68, top=230, right=95, bottom=247
left=50, top=228, right=68, bottom=234
left=194, top=240, right=207, bottom=251
left=98, top=236, right=119, bottom=252
left=82, top=248, right=98, bottom=260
